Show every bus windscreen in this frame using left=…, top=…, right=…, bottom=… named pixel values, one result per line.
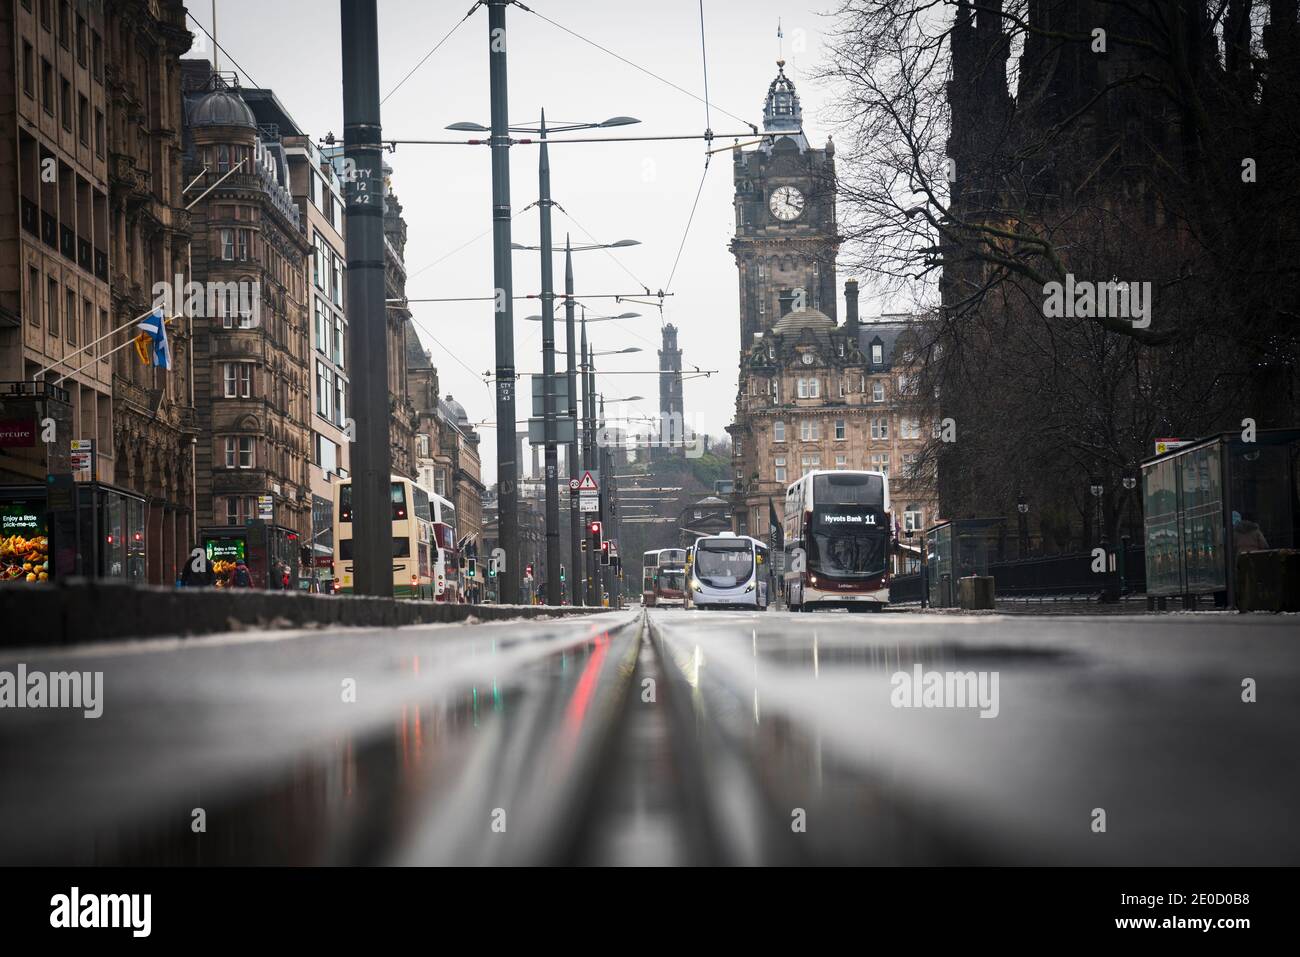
left=813, top=471, right=884, bottom=505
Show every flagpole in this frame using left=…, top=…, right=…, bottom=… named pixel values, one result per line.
left=32, top=304, right=164, bottom=381
left=52, top=316, right=178, bottom=386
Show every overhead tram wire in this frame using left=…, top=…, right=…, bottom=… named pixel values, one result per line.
left=516, top=1, right=756, bottom=133
left=380, top=2, right=482, bottom=106
left=186, top=12, right=262, bottom=89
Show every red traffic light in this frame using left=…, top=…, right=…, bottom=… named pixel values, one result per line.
left=588, top=520, right=602, bottom=535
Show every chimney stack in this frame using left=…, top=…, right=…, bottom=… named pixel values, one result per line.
left=778, top=290, right=796, bottom=317
left=844, top=279, right=860, bottom=333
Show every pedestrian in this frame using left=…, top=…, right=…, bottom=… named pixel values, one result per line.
left=1233, top=511, right=1270, bottom=554
left=230, top=559, right=253, bottom=588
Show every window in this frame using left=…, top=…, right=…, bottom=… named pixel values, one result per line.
left=331, top=253, right=343, bottom=306
left=797, top=377, right=820, bottom=398
left=223, top=362, right=252, bottom=398
left=75, top=15, right=86, bottom=64
left=872, top=381, right=884, bottom=402
left=314, top=298, right=328, bottom=352
left=315, top=433, right=339, bottom=474
left=58, top=1, right=69, bottom=46
left=23, top=42, right=34, bottom=97
left=65, top=290, right=76, bottom=345
left=91, top=30, right=102, bottom=80
left=78, top=94, right=88, bottom=143
left=774, top=456, right=787, bottom=483
left=332, top=315, right=345, bottom=366
left=735, top=438, right=743, bottom=458
left=800, top=419, right=820, bottom=442
left=898, top=373, right=915, bottom=396
left=834, top=419, right=846, bottom=441
left=221, top=229, right=235, bottom=260
left=417, top=434, right=430, bottom=457
left=773, top=420, right=785, bottom=443
left=236, top=229, right=249, bottom=260
left=800, top=453, right=821, bottom=469
left=47, top=278, right=59, bottom=335
left=41, top=59, right=53, bottom=113
left=225, top=497, right=239, bottom=525
left=870, top=453, right=890, bottom=476
left=27, top=268, right=40, bottom=327
left=317, top=361, right=333, bottom=418
left=871, top=343, right=884, bottom=364
left=82, top=298, right=92, bottom=348
left=900, top=418, right=922, bottom=440
left=313, top=238, right=325, bottom=288
left=434, top=468, right=447, bottom=497
left=871, top=417, right=890, bottom=440
left=94, top=109, right=104, bottom=156
left=334, top=374, right=345, bottom=427
left=40, top=0, right=51, bottom=30
left=904, top=506, right=924, bottom=532
left=61, top=76, right=71, bottom=130
left=225, top=437, right=254, bottom=469
left=835, top=454, right=848, bottom=469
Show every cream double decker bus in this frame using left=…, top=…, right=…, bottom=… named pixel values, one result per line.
left=333, top=475, right=458, bottom=599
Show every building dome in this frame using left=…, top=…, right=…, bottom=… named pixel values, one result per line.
left=443, top=394, right=469, bottom=425
left=188, top=89, right=256, bottom=129
left=771, top=306, right=836, bottom=337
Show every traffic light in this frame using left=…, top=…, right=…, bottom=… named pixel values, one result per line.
left=525, top=562, right=534, bottom=579
left=589, top=520, right=603, bottom=549
left=559, top=564, right=566, bottom=582
left=580, top=539, right=588, bottom=553
left=600, top=541, right=611, bottom=566
left=467, top=558, right=477, bottom=578
left=487, top=557, right=497, bottom=578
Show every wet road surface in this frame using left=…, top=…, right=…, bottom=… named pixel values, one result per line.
left=1, top=607, right=1296, bottom=865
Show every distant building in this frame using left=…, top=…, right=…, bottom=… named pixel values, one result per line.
left=679, top=494, right=731, bottom=546
left=655, top=323, right=684, bottom=461
left=727, top=61, right=939, bottom=548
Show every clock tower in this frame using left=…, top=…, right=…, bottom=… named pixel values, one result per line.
left=731, top=60, right=840, bottom=347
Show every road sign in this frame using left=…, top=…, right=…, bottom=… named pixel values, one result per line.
left=577, top=470, right=599, bottom=492
left=530, top=374, right=570, bottom=416
left=579, top=493, right=599, bottom=513
left=1154, top=438, right=1192, bottom=455
left=527, top=416, right=577, bottom=444
left=257, top=495, right=274, bottom=521
left=568, top=478, right=580, bottom=492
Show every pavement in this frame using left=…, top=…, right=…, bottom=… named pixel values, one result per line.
left=1, top=606, right=1296, bottom=865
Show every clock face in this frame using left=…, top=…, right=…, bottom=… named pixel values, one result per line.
left=769, top=185, right=805, bottom=221
left=801, top=352, right=815, bottom=365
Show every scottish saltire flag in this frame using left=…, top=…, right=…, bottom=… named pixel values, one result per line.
left=135, top=308, right=172, bottom=370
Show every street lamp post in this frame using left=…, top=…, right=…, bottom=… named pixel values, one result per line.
left=486, top=0, right=519, bottom=604
left=516, top=239, right=640, bottom=607
left=340, top=0, right=393, bottom=597
left=537, top=112, right=561, bottom=605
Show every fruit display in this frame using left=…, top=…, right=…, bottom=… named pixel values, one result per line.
left=211, top=558, right=236, bottom=586
left=1, top=534, right=49, bottom=582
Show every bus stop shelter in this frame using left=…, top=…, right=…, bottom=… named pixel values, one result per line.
left=1141, top=428, right=1300, bottom=609
left=924, top=518, right=1007, bottom=608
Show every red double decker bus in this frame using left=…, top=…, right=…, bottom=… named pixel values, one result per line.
left=783, top=470, right=891, bottom=612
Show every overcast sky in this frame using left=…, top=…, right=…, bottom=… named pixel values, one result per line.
left=189, top=0, right=864, bottom=484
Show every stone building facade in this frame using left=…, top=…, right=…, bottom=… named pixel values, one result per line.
left=106, top=0, right=194, bottom=583
left=727, top=62, right=939, bottom=555
left=1, top=0, right=194, bottom=584
left=181, top=68, right=313, bottom=543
